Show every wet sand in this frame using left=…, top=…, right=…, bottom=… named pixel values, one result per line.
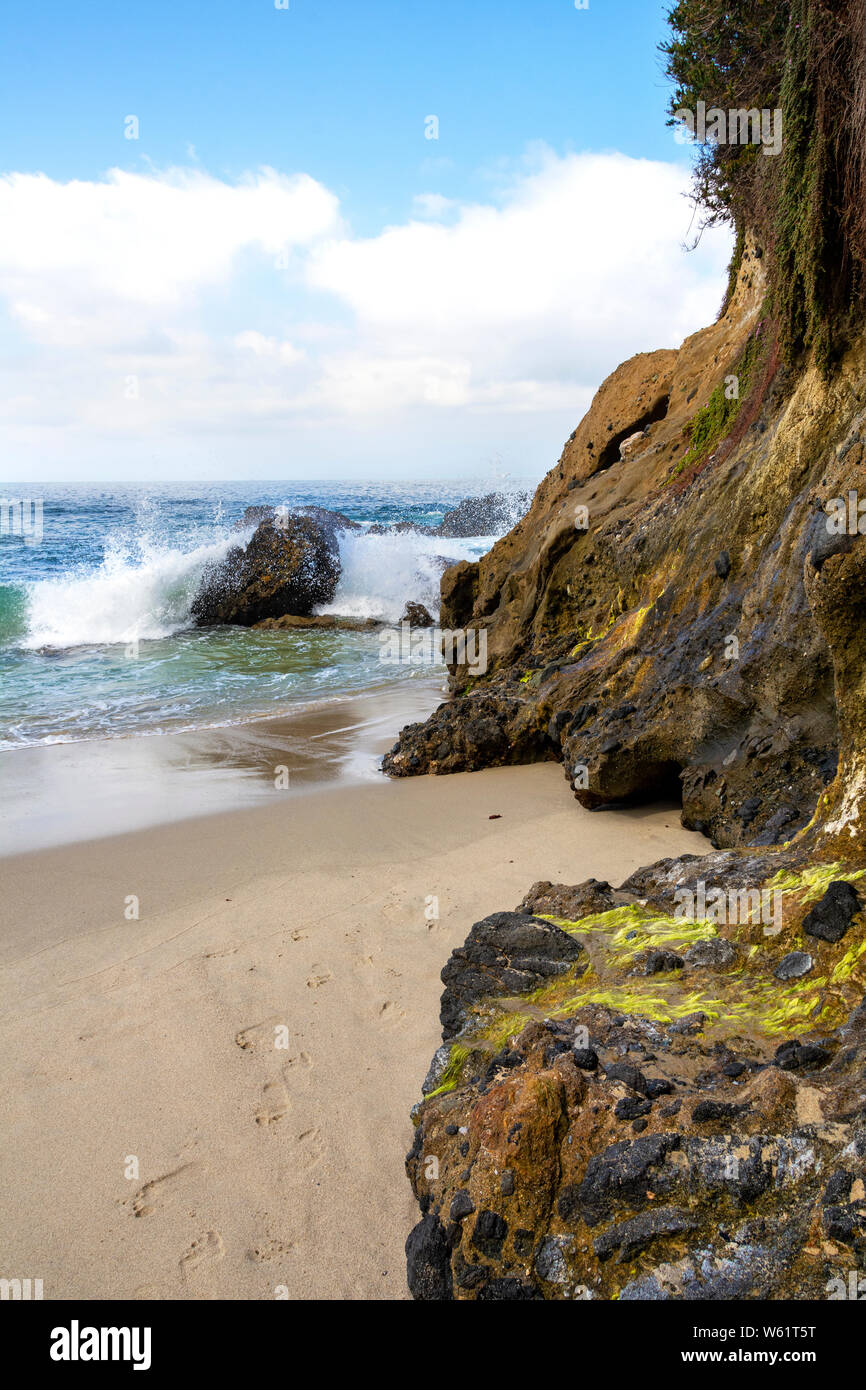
left=0, top=677, right=444, bottom=855
left=0, top=707, right=706, bottom=1300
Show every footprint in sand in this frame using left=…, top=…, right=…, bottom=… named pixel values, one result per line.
left=376, top=1000, right=407, bottom=1029
left=288, top=1127, right=325, bottom=1172
left=284, top=1050, right=313, bottom=1071
left=180, top=1231, right=225, bottom=1276
left=380, top=890, right=408, bottom=923
left=255, top=1078, right=292, bottom=1126
left=129, top=1163, right=202, bottom=1219
left=246, top=1235, right=295, bottom=1263
left=235, top=1017, right=285, bottom=1052
left=306, top=967, right=332, bottom=989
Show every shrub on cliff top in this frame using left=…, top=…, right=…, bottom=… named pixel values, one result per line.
left=663, top=0, right=866, bottom=374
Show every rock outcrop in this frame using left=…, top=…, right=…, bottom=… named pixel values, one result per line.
left=384, top=246, right=865, bottom=856
left=191, top=510, right=347, bottom=626
left=435, top=492, right=531, bottom=539
left=363, top=493, right=528, bottom=541
left=407, top=859, right=866, bottom=1300
left=399, top=244, right=866, bottom=1299
left=253, top=614, right=380, bottom=632
left=401, top=602, right=435, bottom=627
left=399, top=0, right=866, bottom=1303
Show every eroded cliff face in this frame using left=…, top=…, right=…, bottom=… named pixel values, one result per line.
left=385, top=245, right=866, bottom=854
left=399, top=246, right=866, bottom=1300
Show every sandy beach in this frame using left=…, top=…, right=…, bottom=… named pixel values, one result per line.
left=0, top=729, right=704, bottom=1301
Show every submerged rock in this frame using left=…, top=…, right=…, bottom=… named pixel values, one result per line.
left=254, top=614, right=380, bottom=631
left=684, top=938, right=739, bottom=970
left=434, top=492, right=530, bottom=539
left=400, top=602, right=435, bottom=627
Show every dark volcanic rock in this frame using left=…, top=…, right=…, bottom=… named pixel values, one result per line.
left=471, top=1210, right=508, bottom=1257
left=775, top=951, right=814, bottom=980
left=570, top=1135, right=682, bottom=1227
left=615, top=1096, right=652, bottom=1121
left=692, top=1099, right=746, bottom=1124
left=439, top=912, right=585, bottom=1039
left=475, top=1277, right=541, bottom=1300
left=634, top=949, right=684, bottom=976
left=573, top=1047, right=599, bottom=1070
left=192, top=511, right=344, bottom=625
left=449, top=1190, right=475, bottom=1222
left=435, top=492, right=530, bottom=539
left=605, top=1062, right=650, bottom=1095
left=405, top=1215, right=454, bottom=1300
left=516, top=878, right=616, bottom=920
left=802, top=881, right=862, bottom=944
left=400, top=602, right=435, bottom=627
left=773, top=1040, right=833, bottom=1071
left=684, top=938, right=739, bottom=970
left=383, top=693, right=555, bottom=777
left=593, top=1206, right=695, bottom=1262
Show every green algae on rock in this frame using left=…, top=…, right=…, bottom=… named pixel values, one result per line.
left=407, top=860, right=866, bottom=1300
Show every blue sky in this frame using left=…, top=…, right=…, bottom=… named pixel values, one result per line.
left=0, top=0, right=732, bottom=481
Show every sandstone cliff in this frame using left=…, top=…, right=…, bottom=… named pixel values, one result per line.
left=386, top=243, right=866, bottom=854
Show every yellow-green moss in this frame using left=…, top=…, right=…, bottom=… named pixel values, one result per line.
left=443, top=875, right=866, bottom=1075
left=668, top=331, right=765, bottom=481
left=765, top=863, right=866, bottom=903
left=830, top=940, right=866, bottom=984
left=425, top=1044, right=470, bottom=1100
left=539, top=905, right=719, bottom=962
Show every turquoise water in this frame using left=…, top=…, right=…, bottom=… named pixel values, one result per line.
left=0, top=481, right=524, bottom=748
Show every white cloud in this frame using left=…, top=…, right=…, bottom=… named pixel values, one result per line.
left=411, top=192, right=458, bottom=220
left=0, top=166, right=341, bottom=346
left=0, top=150, right=732, bottom=479
left=234, top=331, right=306, bottom=365
left=309, top=151, right=729, bottom=398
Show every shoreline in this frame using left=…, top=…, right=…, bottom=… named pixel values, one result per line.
left=0, top=676, right=445, bottom=856
left=0, top=758, right=705, bottom=1300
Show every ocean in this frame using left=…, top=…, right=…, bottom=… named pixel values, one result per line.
left=0, top=481, right=527, bottom=751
